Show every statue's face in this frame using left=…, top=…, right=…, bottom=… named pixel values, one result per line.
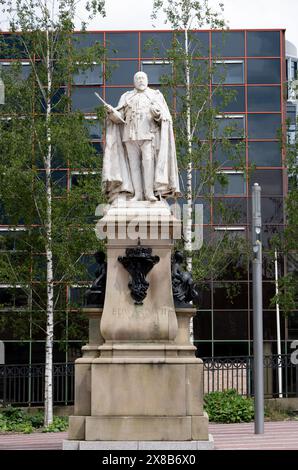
left=134, top=72, right=148, bottom=91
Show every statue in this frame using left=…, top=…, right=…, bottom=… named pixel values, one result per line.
left=85, top=251, right=107, bottom=307
left=171, top=251, right=200, bottom=307
left=101, top=71, right=180, bottom=202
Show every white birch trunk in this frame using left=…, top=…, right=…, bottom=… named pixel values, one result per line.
left=184, top=28, right=194, bottom=343
left=44, top=27, right=54, bottom=427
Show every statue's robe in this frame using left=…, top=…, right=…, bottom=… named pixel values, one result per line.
left=102, top=87, right=180, bottom=201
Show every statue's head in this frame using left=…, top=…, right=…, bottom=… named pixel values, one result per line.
left=134, top=71, right=148, bottom=91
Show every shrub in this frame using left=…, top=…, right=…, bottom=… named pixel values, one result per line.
left=204, top=389, right=254, bottom=423
left=0, top=406, right=68, bottom=433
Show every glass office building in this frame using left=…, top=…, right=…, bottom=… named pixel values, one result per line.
left=0, top=29, right=293, bottom=365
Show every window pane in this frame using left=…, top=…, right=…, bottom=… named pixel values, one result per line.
left=142, top=62, right=172, bottom=85
left=71, top=87, right=102, bottom=112
left=0, top=34, right=27, bottom=58
left=2, top=62, right=31, bottom=80
left=213, top=198, right=247, bottom=224
left=248, top=114, right=281, bottom=138
left=248, top=142, right=282, bottom=166
left=3, top=342, right=30, bottom=364
left=84, top=118, right=102, bottom=139
left=141, top=32, right=173, bottom=58
left=72, top=33, right=103, bottom=49
left=247, top=59, right=280, bottom=84
left=214, top=116, right=245, bottom=138
left=213, top=86, right=245, bottom=112
left=106, top=32, right=138, bottom=58
left=73, top=64, right=103, bottom=85
left=193, top=311, right=211, bottom=340
left=213, top=140, right=245, bottom=166
left=105, top=87, right=131, bottom=107
left=247, top=86, right=280, bottom=111
left=212, top=31, right=245, bottom=57
left=248, top=197, right=284, bottom=224
left=212, top=62, right=244, bottom=84
left=214, top=311, right=248, bottom=340
left=107, top=60, right=139, bottom=85
left=249, top=169, right=283, bottom=195
left=214, top=173, right=245, bottom=195
left=176, top=31, right=209, bottom=57
left=247, top=31, right=280, bottom=57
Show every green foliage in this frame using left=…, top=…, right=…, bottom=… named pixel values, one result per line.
left=0, top=407, right=67, bottom=433
left=42, top=416, right=68, bottom=433
left=204, top=389, right=254, bottom=423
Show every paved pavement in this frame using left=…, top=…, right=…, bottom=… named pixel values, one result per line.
left=0, top=421, right=297, bottom=450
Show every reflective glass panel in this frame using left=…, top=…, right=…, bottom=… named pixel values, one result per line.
left=72, top=33, right=103, bottom=49
left=107, top=60, right=139, bottom=85
left=213, top=140, right=245, bottom=166
left=142, top=62, right=172, bottom=85
left=213, top=86, right=245, bottom=112
left=84, top=118, right=102, bottom=139
left=193, top=311, right=211, bottom=340
left=214, top=173, right=245, bottom=195
left=248, top=197, right=284, bottom=224
left=249, top=169, right=283, bottom=195
left=212, top=31, right=245, bottom=57
left=247, top=59, right=280, bottom=84
left=214, top=311, right=248, bottom=340
left=247, top=31, right=280, bottom=57
left=106, top=32, right=138, bottom=58
left=247, top=114, right=281, bottom=138
left=73, top=64, right=103, bottom=85
left=248, top=142, right=282, bottom=166
left=141, top=32, right=173, bottom=58
left=0, top=34, right=27, bottom=58
left=214, top=116, right=245, bottom=138
left=176, top=31, right=209, bottom=57
left=71, top=87, right=102, bottom=112
left=2, top=62, right=31, bottom=80
left=212, top=62, right=244, bottom=84
left=213, top=197, right=247, bottom=224
left=247, top=86, right=280, bottom=111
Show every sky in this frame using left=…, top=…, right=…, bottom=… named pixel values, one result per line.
left=0, top=0, right=297, bottom=52
left=74, top=0, right=298, bottom=51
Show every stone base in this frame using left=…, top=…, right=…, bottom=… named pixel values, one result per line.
left=63, top=434, right=214, bottom=450
left=68, top=413, right=209, bottom=442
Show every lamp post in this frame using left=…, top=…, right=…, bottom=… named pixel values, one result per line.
left=0, top=64, right=5, bottom=104
left=252, top=183, right=264, bottom=434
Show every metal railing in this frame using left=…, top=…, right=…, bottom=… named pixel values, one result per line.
left=0, top=363, right=74, bottom=406
left=0, top=355, right=297, bottom=406
left=202, top=355, right=298, bottom=398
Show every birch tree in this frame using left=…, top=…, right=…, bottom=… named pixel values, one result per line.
left=0, top=0, right=106, bottom=426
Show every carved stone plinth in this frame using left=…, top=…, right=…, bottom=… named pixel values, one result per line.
left=66, top=201, right=211, bottom=447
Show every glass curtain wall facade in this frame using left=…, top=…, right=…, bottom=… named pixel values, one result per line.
left=0, top=29, right=288, bottom=364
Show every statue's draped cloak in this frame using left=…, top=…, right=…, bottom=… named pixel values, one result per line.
left=102, top=88, right=180, bottom=201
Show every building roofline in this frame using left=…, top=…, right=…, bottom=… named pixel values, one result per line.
left=0, top=28, right=286, bottom=34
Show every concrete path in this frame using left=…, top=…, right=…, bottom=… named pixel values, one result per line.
left=0, top=421, right=297, bottom=450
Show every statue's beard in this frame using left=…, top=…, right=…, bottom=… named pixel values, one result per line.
left=136, top=84, right=147, bottom=91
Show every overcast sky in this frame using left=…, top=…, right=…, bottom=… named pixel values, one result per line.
left=75, top=0, right=297, bottom=50
left=0, top=0, right=297, bottom=51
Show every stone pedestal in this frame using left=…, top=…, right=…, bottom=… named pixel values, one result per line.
left=66, top=201, right=212, bottom=448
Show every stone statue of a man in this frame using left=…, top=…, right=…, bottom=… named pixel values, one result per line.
left=102, top=71, right=180, bottom=202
